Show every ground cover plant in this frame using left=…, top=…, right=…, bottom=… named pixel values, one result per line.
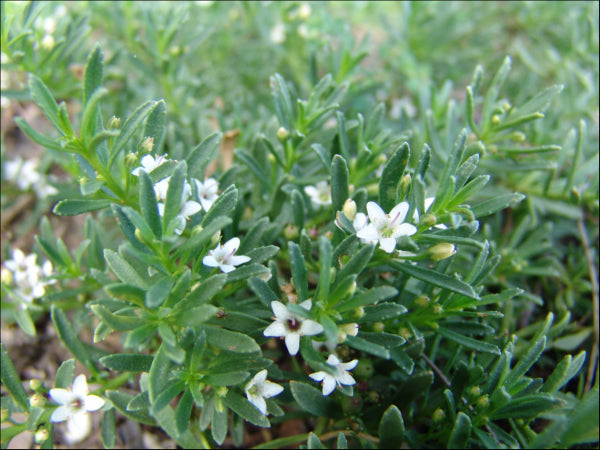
left=1, top=1, right=598, bottom=449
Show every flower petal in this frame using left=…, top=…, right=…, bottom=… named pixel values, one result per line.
left=229, top=255, right=250, bottom=266
left=180, top=201, right=202, bottom=217
left=300, top=319, right=324, bottom=336
left=326, top=354, right=341, bottom=365
left=84, top=394, right=105, bottom=412
left=356, top=224, right=379, bottom=242
left=49, top=388, right=75, bottom=406
left=202, top=255, right=219, bottom=268
left=395, top=223, right=417, bottom=237
left=270, top=301, right=289, bottom=320
left=218, top=264, right=236, bottom=273
left=65, top=412, right=91, bottom=444
left=379, top=237, right=397, bottom=253
left=50, top=405, right=72, bottom=423
left=299, top=299, right=313, bottom=310
left=247, top=394, right=267, bottom=415
left=322, top=376, right=336, bottom=396
left=223, top=237, right=241, bottom=254
left=261, top=381, right=284, bottom=398
left=251, top=369, right=268, bottom=385
left=309, top=371, right=327, bottom=382
left=366, top=202, right=386, bottom=224
left=284, top=332, right=301, bottom=355
left=389, top=201, right=410, bottom=223
left=340, top=359, right=359, bottom=371
left=336, top=371, right=356, bottom=386
left=263, top=321, right=286, bottom=338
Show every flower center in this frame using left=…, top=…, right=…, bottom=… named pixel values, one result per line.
left=287, top=318, right=301, bottom=331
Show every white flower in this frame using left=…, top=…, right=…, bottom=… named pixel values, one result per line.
left=131, top=154, right=168, bottom=176
left=3, top=249, right=54, bottom=304
left=244, top=369, right=284, bottom=415
left=309, top=354, right=358, bottom=396
left=304, top=181, right=332, bottom=209
left=155, top=179, right=202, bottom=235
left=263, top=300, right=324, bottom=356
left=3, top=157, right=58, bottom=197
left=202, top=237, right=251, bottom=273
left=49, top=374, right=105, bottom=444
left=270, top=23, right=286, bottom=44
left=194, top=178, right=219, bottom=211
left=356, top=201, right=417, bottom=253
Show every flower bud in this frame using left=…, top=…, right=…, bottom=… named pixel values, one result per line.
left=276, top=127, right=289, bottom=141
left=342, top=198, right=357, bottom=220
left=34, top=428, right=49, bottom=444
left=414, top=295, right=430, bottom=308
left=191, top=225, right=204, bottom=236
left=491, top=115, right=501, bottom=125
left=399, top=174, right=412, bottom=198
left=469, top=386, right=481, bottom=398
left=429, top=243, right=456, bottom=261
left=141, top=137, right=154, bottom=153
left=1, top=267, right=13, bottom=285
left=432, top=304, right=444, bottom=315
left=41, top=34, right=55, bottom=51
left=125, top=152, right=137, bottom=167
left=432, top=408, right=446, bottom=422
left=376, top=154, right=387, bottom=165
left=373, top=322, right=385, bottom=332
left=340, top=323, right=359, bottom=337
left=29, top=393, right=45, bottom=408
left=108, top=115, right=121, bottom=130
left=398, top=327, right=411, bottom=340
left=29, top=379, right=43, bottom=391
left=353, top=359, right=374, bottom=379
left=1, top=409, right=9, bottom=422
left=351, top=306, right=365, bottom=320
left=210, top=231, right=221, bottom=247
left=476, top=394, right=490, bottom=410
left=366, top=390, right=381, bottom=404
left=508, top=131, right=526, bottom=142
left=420, top=213, right=437, bottom=228
left=284, top=224, right=299, bottom=240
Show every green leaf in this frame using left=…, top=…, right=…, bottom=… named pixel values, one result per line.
left=307, top=432, right=324, bottom=449
left=336, top=432, right=348, bottom=449
left=436, top=326, right=501, bottom=355
left=175, top=274, right=227, bottom=309
left=106, top=391, right=156, bottom=426
left=101, top=408, right=116, bottom=449
left=291, top=190, right=305, bottom=229
left=336, top=286, right=398, bottom=312
left=146, top=276, right=174, bottom=308
left=553, top=328, right=592, bottom=351
left=200, top=184, right=238, bottom=228
left=336, top=244, right=375, bottom=282
left=51, top=305, right=95, bottom=372
left=99, top=354, right=154, bottom=372
left=471, top=193, right=526, bottom=218
left=390, top=261, right=479, bottom=299
left=561, top=384, right=599, bottom=447
left=83, top=43, right=104, bottom=106
left=55, top=358, right=76, bottom=389
left=187, top=132, right=223, bottom=180
left=14, top=307, right=36, bottom=337
left=361, top=304, right=408, bottom=322
left=379, top=142, right=410, bottom=211
left=271, top=73, right=294, bottom=130
left=173, top=216, right=232, bottom=259
left=91, top=305, right=145, bottom=331
left=224, top=391, right=270, bottom=428
left=169, top=305, right=218, bottom=328
left=143, top=100, right=167, bottom=152
left=163, top=161, right=187, bottom=234
left=28, top=74, right=62, bottom=134
left=139, top=171, right=162, bottom=238
left=289, top=241, right=308, bottom=301
left=80, top=87, right=108, bottom=145
left=331, top=155, right=349, bottom=211
left=203, top=326, right=261, bottom=353
left=104, top=249, right=150, bottom=289
left=491, top=393, right=561, bottom=420
left=290, top=381, right=333, bottom=416
left=447, top=175, right=490, bottom=209
left=345, top=335, right=390, bottom=359
left=104, top=283, right=146, bottom=307
left=379, top=405, right=404, bottom=449
left=447, top=412, right=472, bottom=449
left=505, top=336, right=545, bottom=388
left=14, top=116, right=63, bottom=152
left=212, top=399, right=229, bottom=445
left=53, top=199, right=112, bottom=216
left=0, top=342, right=30, bottom=412
left=175, top=389, right=194, bottom=435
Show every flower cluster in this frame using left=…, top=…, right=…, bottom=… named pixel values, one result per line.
left=2, top=249, right=55, bottom=305
left=131, top=154, right=220, bottom=235
left=3, top=156, right=58, bottom=198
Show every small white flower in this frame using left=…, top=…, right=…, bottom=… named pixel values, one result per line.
left=3, top=157, right=58, bottom=197
left=49, top=374, right=105, bottom=444
left=202, top=237, right=251, bottom=273
left=270, top=23, right=286, bottom=44
left=356, top=201, right=417, bottom=253
left=309, top=354, right=358, bottom=396
left=304, top=181, right=332, bottom=209
left=3, top=249, right=54, bottom=304
left=244, top=369, right=284, bottom=415
left=194, top=178, right=219, bottom=211
left=155, top=179, right=202, bottom=235
left=131, top=154, right=168, bottom=176
left=263, top=300, right=324, bottom=356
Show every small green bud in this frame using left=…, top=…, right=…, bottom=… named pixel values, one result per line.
left=210, top=231, right=221, bottom=247
left=125, top=152, right=137, bottom=167
left=469, top=386, right=481, bottom=398
left=509, top=131, right=526, bottom=142
left=0, top=409, right=9, bottom=422
left=354, top=359, right=374, bottom=379
left=476, top=394, right=490, bottom=410
left=276, top=127, right=289, bottom=141
left=267, top=153, right=276, bottom=165
left=41, top=34, right=55, bottom=51
left=29, top=379, right=43, bottom=391
left=351, top=306, right=365, bottom=320
left=429, top=243, right=456, bottom=261
left=342, top=198, right=357, bottom=220
left=284, top=224, right=299, bottom=240
left=376, top=153, right=387, bottom=165
left=215, top=386, right=228, bottom=399
left=191, top=225, right=204, bottom=236
left=414, top=295, right=430, bottom=308
left=399, top=174, right=412, bottom=197
left=398, top=327, right=411, bottom=340
left=134, top=228, right=145, bottom=243
left=141, top=137, right=154, bottom=153
left=34, top=428, right=50, bottom=444
left=366, top=390, right=381, bottom=404
left=29, top=393, right=45, bottom=408
left=491, top=115, right=501, bottom=125
left=432, top=408, right=446, bottom=422
left=1, top=267, right=13, bottom=285
left=96, top=173, right=106, bottom=182
left=502, top=101, right=512, bottom=111
left=373, top=322, right=385, bottom=332
left=432, top=304, right=443, bottom=315
left=420, top=213, right=437, bottom=228
left=108, top=115, right=121, bottom=130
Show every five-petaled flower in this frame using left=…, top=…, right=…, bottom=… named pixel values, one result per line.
left=244, top=369, right=284, bottom=415
left=304, top=181, right=332, bottom=209
left=356, top=201, right=417, bottom=253
left=263, top=300, right=324, bottom=355
left=309, top=354, right=359, bottom=396
left=194, top=177, right=220, bottom=211
left=49, top=374, right=105, bottom=444
left=131, top=154, right=168, bottom=176
left=202, top=237, right=251, bottom=273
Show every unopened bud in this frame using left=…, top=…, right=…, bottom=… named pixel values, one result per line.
left=353, top=359, right=374, bottom=379
left=1, top=267, right=13, bottom=285
left=414, top=295, right=430, bottom=308
left=502, top=101, right=512, bottom=111
left=191, top=225, right=204, bottom=236
left=298, top=3, right=311, bottom=19
left=342, top=198, right=357, bottom=220
left=141, top=137, right=154, bottom=153
left=276, top=127, right=289, bottom=141
left=491, top=115, right=501, bottom=125
left=398, top=327, right=411, bottom=340
left=0, top=409, right=9, bottom=422
left=96, top=173, right=106, bottom=182
left=432, top=408, right=446, bottom=422
left=125, top=152, right=137, bottom=166
left=340, top=322, right=359, bottom=337
left=477, top=394, right=490, bottom=410
left=108, top=116, right=121, bottom=130
left=366, top=390, right=381, bottom=403
left=284, top=224, right=299, bottom=240
left=376, top=154, right=387, bottom=165
left=373, top=322, right=385, bottom=332
left=420, top=213, right=437, bottom=228
left=41, top=34, right=55, bottom=51
left=29, top=393, right=45, bottom=408
left=432, top=304, right=444, bottom=315
left=29, top=379, right=43, bottom=391
left=351, top=306, right=365, bottom=320
left=469, top=386, right=481, bottom=398
left=34, top=429, right=49, bottom=444
left=210, top=231, right=221, bottom=247
left=508, top=131, right=526, bottom=142
left=429, top=243, right=456, bottom=261
left=399, top=174, right=412, bottom=197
